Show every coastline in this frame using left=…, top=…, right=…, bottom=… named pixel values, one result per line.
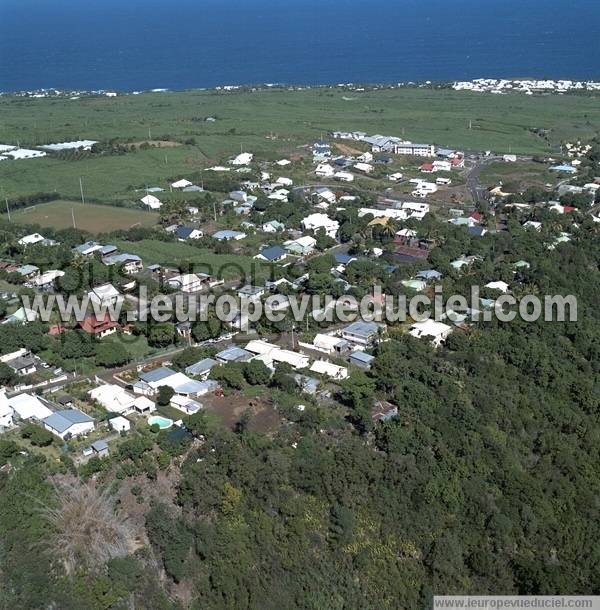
left=3, top=77, right=600, bottom=99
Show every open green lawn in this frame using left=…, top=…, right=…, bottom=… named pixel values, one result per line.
left=115, top=238, right=268, bottom=282
left=1, top=88, right=599, bottom=201
left=7, top=200, right=159, bottom=232
left=479, top=161, right=557, bottom=189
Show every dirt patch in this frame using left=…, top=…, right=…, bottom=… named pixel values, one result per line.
left=334, top=142, right=365, bottom=156
left=201, top=392, right=282, bottom=434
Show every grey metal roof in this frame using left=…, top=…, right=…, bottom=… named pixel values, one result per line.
left=185, top=358, right=218, bottom=377
left=91, top=439, right=109, bottom=452
left=43, top=409, right=93, bottom=434
left=259, top=246, right=287, bottom=261
left=342, top=320, right=380, bottom=338
left=350, top=351, right=375, bottom=364
left=139, top=367, right=176, bottom=383
left=216, top=346, right=253, bottom=362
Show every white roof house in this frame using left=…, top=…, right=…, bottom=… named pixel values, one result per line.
left=409, top=319, right=453, bottom=347
left=167, top=273, right=211, bottom=293
left=30, top=270, right=65, bottom=289
left=231, top=152, right=253, bottom=166
left=302, top=213, right=340, bottom=239
left=141, top=194, right=162, bottom=209
left=310, top=360, right=349, bottom=380
left=315, top=163, right=335, bottom=177
left=353, top=162, right=374, bottom=174
left=335, top=171, right=354, bottom=182
left=245, top=340, right=310, bottom=369
left=0, top=390, right=14, bottom=429
left=300, top=333, right=347, bottom=355
left=109, top=415, right=131, bottom=433
left=485, top=281, right=510, bottom=293
left=88, top=385, right=136, bottom=414
left=171, top=179, right=193, bottom=189
left=7, top=393, right=53, bottom=420
left=18, top=233, right=52, bottom=246
left=88, top=283, right=121, bottom=307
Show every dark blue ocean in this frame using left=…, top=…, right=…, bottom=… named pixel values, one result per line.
left=1, top=0, right=599, bottom=92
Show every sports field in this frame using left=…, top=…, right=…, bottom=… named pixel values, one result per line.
left=8, top=200, right=159, bottom=233
left=1, top=87, right=599, bottom=202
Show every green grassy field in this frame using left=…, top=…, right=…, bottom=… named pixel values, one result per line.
left=1, top=87, right=599, bottom=202
left=115, top=238, right=268, bottom=282
left=479, top=161, right=557, bottom=189
left=9, top=200, right=159, bottom=232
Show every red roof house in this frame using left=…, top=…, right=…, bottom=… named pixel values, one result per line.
left=79, top=313, right=119, bottom=338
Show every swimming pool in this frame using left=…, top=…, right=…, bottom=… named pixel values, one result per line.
left=148, top=415, right=173, bottom=430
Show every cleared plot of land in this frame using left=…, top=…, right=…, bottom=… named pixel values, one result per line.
left=479, top=161, right=556, bottom=190
left=0, top=88, right=599, bottom=201
left=114, top=238, right=268, bottom=282
left=8, top=200, right=159, bottom=232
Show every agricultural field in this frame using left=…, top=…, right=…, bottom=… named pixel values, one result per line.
left=1, top=87, right=599, bottom=201
left=7, top=200, right=159, bottom=232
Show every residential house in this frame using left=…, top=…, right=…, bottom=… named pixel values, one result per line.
left=334, top=171, right=354, bottom=182
left=216, top=346, right=254, bottom=363
left=302, top=213, right=339, bottom=239
left=7, top=393, right=53, bottom=421
left=409, top=319, right=453, bottom=347
left=18, top=233, right=57, bottom=247
left=313, top=187, right=337, bottom=205
left=16, top=264, right=40, bottom=280
left=28, top=269, right=65, bottom=290
left=255, top=245, right=288, bottom=263
left=140, top=194, right=162, bottom=209
left=315, top=163, right=335, bottom=177
left=73, top=241, right=103, bottom=257
left=175, top=226, right=203, bottom=241
left=213, top=230, right=246, bottom=241
left=89, top=384, right=136, bottom=414
left=43, top=409, right=94, bottom=440
left=171, top=179, right=193, bottom=189
left=1, top=349, right=36, bottom=376
left=90, top=440, right=109, bottom=458
left=245, top=340, right=310, bottom=369
left=310, top=360, right=349, bottom=380
left=109, top=416, right=131, bottom=433
left=167, top=273, right=212, bottom=293
left=238, top=285, right=265, bottom=301
left=353, top=162, right=374, bottom=174
left=230, top=153, right=253, bottom=166
left=262, top=220, right=285, bottom=233
left=284, top=235, right=317, bottom=256
left=102, top=253, right=143, bottom=273
left=185, top=358, right=218, bottom=379
left=299, top=333, right=348, bottom=355
left=88, top=283, right=121, bottom=308
left=79, top=313, right=119, bottom=338
left=170, top=394, right=203, bottom=415
left=349, top=351, right=375, bottom=369
left=340, top=321, right=383, bottom=347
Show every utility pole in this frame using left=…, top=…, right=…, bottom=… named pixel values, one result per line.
left=148, top=127, right=152, bottom=140
left=469, top=119, right=472, bottom=130
left=213, top=200, right=217, bottom=222
left=71, top=207, right=76, bottom=229
left=4, top=194, right=11, bottom=222
left=79, top=177, right=85, bottom=205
